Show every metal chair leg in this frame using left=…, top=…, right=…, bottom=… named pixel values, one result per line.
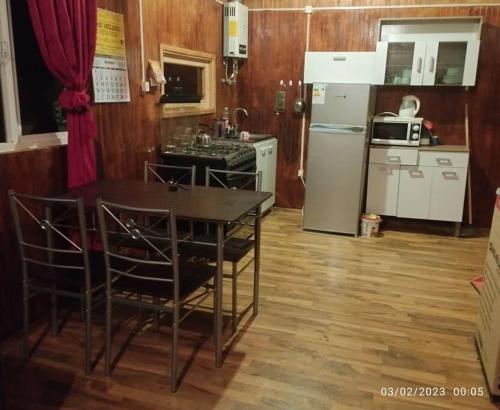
left=153, top=297, right=160, bottom=331
left=84, top=291, right=92, bottom=376
left=80, top=286, right=85, bottom=321
left=137, top=293, right=143, bottom=330
left=105, top=295, right=112, bottom=376
left=51, top=283, right=57, bottom=336
left=171, top=305, right=179, bottom=392
left=22, top=282, right=29, bottom=360
left=232, top=262, right=238, bottom=334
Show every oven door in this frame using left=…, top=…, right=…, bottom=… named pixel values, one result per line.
left=371, top=121, right=411, bottom=146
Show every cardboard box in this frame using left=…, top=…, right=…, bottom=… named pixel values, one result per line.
left=476, top=188, right=500, bottom=396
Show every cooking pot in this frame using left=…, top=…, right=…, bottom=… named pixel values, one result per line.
left=193, top=124, right=212, bottom=146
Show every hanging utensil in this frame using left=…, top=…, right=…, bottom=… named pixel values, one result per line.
left=293, top=80, right=306, bottom=115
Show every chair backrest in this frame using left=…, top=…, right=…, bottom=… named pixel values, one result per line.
left=8, top=189, right=91, bottom=282
left=205, top=167, right=262, bottom=192
left=96, top=199, right=179, bottom=296
left=144, top=161, right=196, bottom=186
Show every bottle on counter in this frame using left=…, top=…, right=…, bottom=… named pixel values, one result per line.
left=221, top=107, right=230, bottom=137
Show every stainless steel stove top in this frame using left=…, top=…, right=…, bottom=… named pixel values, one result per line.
left=162, top=142, right=250, bottom=159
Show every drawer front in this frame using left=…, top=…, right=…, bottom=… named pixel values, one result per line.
left=418, top=151, right=469, bottom=168
left=369, top=147, right=418, bottom=165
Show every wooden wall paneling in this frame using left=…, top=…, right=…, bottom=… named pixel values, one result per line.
left=238, top=11, right=307, bottom=209
left=246, top=0, right=500, bottom=9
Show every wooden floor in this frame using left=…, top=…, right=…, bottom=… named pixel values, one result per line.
left=2, top=210, right=499, bottom=409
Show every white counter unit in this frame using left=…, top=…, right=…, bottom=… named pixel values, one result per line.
left=366, top=146, right=469, bottom=224
left=253, top=138, right=277, bottom=213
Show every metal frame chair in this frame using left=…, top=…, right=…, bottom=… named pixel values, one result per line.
left=144, top=161, right=196, bottom=186
left=96, top=199, right=216, bottom=392
left=8, top=190, right=104, bottom=375
left=180, top=167, right=262, bottom=334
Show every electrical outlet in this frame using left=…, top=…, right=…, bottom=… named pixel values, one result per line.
left=141, top=81, right=150, bottom=93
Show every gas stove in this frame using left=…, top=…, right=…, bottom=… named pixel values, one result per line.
left=160, top=141, right=256, bottom=185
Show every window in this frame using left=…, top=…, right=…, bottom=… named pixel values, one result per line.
left=0, top=0, right=67, bottom=153
left=160, top=45, right=216, bottom=119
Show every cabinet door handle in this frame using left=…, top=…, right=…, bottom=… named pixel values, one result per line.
left=409, top=170, right=424, bottom=177
left=417, top=57, right=423, bottom=73
left=268, top=148, right=273, bottom=154
left=387, top=155, right=401, bottom=163
left=442, top=171, right=458, bottom=180
left=436, top=158, right=452, bottom=166
left=261, top=151, right=266, bottom=157
left=429, top=56, right=436, bottom=73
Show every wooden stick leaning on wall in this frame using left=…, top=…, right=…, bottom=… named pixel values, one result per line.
left=465, top=103, right=473, bottom=225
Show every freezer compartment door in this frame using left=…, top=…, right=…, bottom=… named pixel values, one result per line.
left=303, top=130, right=367, bottom=235
left=311, top=83, right=374, bottom=127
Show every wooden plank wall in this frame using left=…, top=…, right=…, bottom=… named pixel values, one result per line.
left=238, top=2, right=500, bottom=227
left=0, top=0, right=232, bottom=342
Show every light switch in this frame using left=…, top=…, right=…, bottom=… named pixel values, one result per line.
left=275, top=90, right=286, bottom=112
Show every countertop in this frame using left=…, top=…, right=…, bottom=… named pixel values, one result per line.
left=215, top=134, right=276, bottom=144
left=370, top=144, right=469, bottom=153
left=417, top=145, right=469, bottom=152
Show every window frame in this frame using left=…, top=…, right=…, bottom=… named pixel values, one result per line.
left=0, top=0, right=67, bottom=154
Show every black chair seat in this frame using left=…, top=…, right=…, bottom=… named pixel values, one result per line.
left=112, top=261, right=216, bottom=300
left=179, top=235, right=254, bottom=263
left=29, top=250, right=106, bottom=287
left=107, top=229, right=191, bottom=251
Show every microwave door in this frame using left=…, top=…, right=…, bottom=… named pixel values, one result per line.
left=372, top=122, right=409, bottom=145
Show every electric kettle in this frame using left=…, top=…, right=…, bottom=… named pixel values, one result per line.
left=398, top=95, right=420, bottom=117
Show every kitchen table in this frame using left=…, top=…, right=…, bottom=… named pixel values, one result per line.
left=62, top=179, right=272, bottom=368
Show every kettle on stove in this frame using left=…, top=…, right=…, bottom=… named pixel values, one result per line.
left=398, top=95, right=420, bottom=117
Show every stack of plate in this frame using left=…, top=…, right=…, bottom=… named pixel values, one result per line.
left=442, top=67, right=463, bottom=84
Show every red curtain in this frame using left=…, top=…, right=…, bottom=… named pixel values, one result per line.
left=28, top=0, right=97, bottom=188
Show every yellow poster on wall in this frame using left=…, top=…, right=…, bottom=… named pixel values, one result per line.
left=92, top=8, right=130, bottom=103
left=95, top=9, right=126, bottom=58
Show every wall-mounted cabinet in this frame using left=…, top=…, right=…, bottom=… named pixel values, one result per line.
left=374, top=17, right=482, bottom=87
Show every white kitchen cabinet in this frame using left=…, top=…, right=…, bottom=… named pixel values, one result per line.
left=366, top=147, right=469, bottom=226
left=375, top=40, right=480, bottom=86
left=396, top=165, right=432, bottom=219
left=374, top=17, right=482, bottom=87
left=428, top=166, right=468, bottom=221
left=254, top=138, right=277, bottom=213
left=366, top=163, right=400, bottom=216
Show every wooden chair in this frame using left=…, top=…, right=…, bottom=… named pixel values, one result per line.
left=96, top=199, right=216, bottom=392
left=180, top=167, right=262, bottom=333
left=8, top=190, right=105, bottom=375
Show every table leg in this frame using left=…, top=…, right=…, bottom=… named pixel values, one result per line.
left=215, top=223, right=224, bottom=368
left=454, top=222, right=462, bottom=238
left=253, top=207, right=262, bottom=316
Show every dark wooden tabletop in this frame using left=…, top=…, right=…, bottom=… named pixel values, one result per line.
left=64, top=179, right=272, bottom=223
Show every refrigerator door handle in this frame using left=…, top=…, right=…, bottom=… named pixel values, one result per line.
left=310, top=124, right=366, bottom=134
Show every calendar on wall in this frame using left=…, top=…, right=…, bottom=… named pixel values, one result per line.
left=92, top=9, right=130, bottom=103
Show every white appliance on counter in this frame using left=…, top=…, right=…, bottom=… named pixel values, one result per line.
left=371, top=116, right=423, bottom=146
left=304, top=52, right=376, bottom=84
left=476, top=189, right=500, bottom=397
left=303, top=83, right=375, bottom=235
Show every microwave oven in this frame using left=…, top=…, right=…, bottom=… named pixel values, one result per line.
left=371, top=116, right=423, bottom=146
